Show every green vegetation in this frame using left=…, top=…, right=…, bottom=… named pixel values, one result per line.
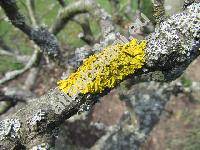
left=166, top=110, right=200, bottom=150
left=183, top=128, right=200, bottom=150
left=181, top=75, right=192, bottom=87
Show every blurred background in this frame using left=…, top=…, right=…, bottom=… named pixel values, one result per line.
left=0, top=0, right=199, bottom=149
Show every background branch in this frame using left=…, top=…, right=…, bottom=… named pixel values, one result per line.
left=0, top=49, right=30, bottom=64
left=57, top=0, right=66, bottom=7
left=0, top=0, right=62, bottom=60
left=0, top=49, right=41, bottom=85
left=0, top=36, right=14, bottom=52
left=151, top=0, right=166, bottom=24
left=74, top=15, right=95, bottom=45
left=23, top=0, right=42, bottom=91
left=50, top=0, right=115, bottom=38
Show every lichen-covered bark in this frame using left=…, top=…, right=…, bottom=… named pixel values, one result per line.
left=129, top=2, right=200, bottom=83
left=0, top=2, right=199, bottom=150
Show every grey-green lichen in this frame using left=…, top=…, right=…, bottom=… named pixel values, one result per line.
left=145, top=2, right=200, bottom=66
left=0, top=118, right=21, bottom=141
left=151, top=71, right=165, bottom=81
left=30, top=143, right=50, bottom=150
left=28, top=109, right=46, bottom=126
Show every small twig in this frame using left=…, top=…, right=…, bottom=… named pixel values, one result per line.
left=0, top=49, right=30, bottom=64
left=0, top=91, right=27, bottom=115
left=0, top=36, right=14, bottom=52
left=0, top=49, right=41, bottom=85
left=23, top=0, right=42, bottom=90
left=57, top=0, right=66, bottom=7
left=23, top=66, right=41, bottom=90
left=50, top=0, right=91, bottom=35
left=151, top=0, right=166, bottom=24
left=73, top=15, right=95, bottom=45
left=26, top=0, right=38, bottom=27
left=56, top=0, right=95, bottom=45
left=50, top=0, right=115, bottom=37
left=0, top=92, right=26, bottom=103
left=0, top=49, right=14, bottom=56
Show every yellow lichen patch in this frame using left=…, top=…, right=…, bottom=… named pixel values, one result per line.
left=57, top=39, right=147, bottom=97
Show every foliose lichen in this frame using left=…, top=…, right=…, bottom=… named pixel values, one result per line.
left=28, top=109, right=46, bottom=126
left=30, top=143, right=50, bottom=150
left=145, top=2, right=200, bottom=65
left=57, top=39, right=146, bottom=97
left=0, top=118, right=21, bottom=141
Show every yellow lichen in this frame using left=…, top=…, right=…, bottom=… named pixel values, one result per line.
left=57, top=39, right=147, bottom=97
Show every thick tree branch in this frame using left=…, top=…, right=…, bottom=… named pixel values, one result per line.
left=0, top=2, right=199, bottom=149
left=57, top=0, right=66, bottom=7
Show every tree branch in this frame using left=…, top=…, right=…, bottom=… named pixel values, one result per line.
left=151, top=0, right=166, bottom=24
left=23, top=0, right=42, bottom=90
left=57, top=0, right=66, bottom=7
left=0, top=49, right=41, bottom=85
left=26, top=0, right=38, bottom=27
left=0, top=0, right=61, bottom=60
left=74, top=14, right=96, bottom=45
left=56, top=0, right=96, bottom=45
left=50, top=0, right=91, bottom=35
left=0, top=36, right=14, bottom=52
left=0, top=91, right=26, bottom=115
left=0, top=2, right=199, bottom=149
left=0, top=49, right=30, bottom=64
left=50, top=0, right=115, bottom=38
